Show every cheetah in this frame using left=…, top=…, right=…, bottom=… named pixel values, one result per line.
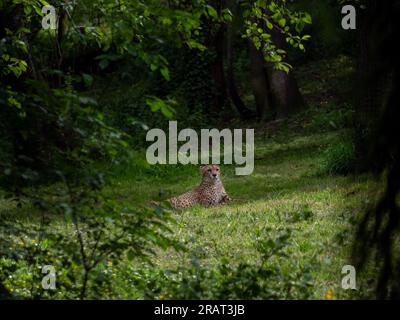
left=169, top=164, right=231, bottom=209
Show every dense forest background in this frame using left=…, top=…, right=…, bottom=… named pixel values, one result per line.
left=1, top=0, right=399, bottom=299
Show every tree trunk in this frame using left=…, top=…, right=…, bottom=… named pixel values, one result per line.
left=267, top=28, right=305, bottom=118
left=248, top=41, right=272, bottom=120
left=210, top=25, right=229, bottom=115
left=226, top=17, right=252, bottom=119
left=353, top=0, right=391, bottom=171
left=203, top=0, right=229, bottom=115
left=353, top=0, right=400, bottom=299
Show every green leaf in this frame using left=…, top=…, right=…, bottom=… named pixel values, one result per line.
left=278, top=18, right=286, bottom=28
left=303, top=13, right=312, bottom=24
left=82, top=73, right=93, bottom=87
left=160, top=67, right=170, bottom=81
left=160, top=105, right=175, bottom=119
left=24, top=5, right=32, bottom=15
left=33, top=5, right=44, bottom=17
left=146, top=97, right=163, bottom=112
left=146, top=97, right=175, bottom=119
left=186, top=39, right=206, bottom=51
left=223, top=13, right=232, bottom=22
left=261, top=33, right=271, bottom=40
left=206, top=5, right=218, bottom=19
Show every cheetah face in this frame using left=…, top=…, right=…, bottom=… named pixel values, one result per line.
left=201, top=164, right=221, bottom=183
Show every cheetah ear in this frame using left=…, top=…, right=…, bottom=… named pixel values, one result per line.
left=200, top=165, right=209, bottom=174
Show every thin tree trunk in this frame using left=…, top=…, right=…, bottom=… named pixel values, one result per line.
left=267, top=28, right=305, bottom=118
left=226, top=18, right=252, bottom=119
left=248, top=41, right=272, bottom=120
left=210, top=25, right=228, bottom=115
left=353, top=0, right=391, bottom=171
left=354, top=1, right=387, bottom=137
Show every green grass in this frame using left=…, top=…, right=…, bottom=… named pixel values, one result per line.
left=1, top=124, right=378, bottom=299
left=0, top=133, right=377, bottom=299
left=0, top=55, right=380, bottom=299
left=99, top=126, right=379, bottom=299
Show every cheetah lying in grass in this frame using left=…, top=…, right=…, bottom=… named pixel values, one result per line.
left=169, top=164, right=231, bottom=209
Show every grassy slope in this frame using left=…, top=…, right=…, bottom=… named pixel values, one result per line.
left=105, top=127, right=378, bottom=299
left=0, top=55, right=380, bottom=299
left=103, top=55, right=378, bottom=299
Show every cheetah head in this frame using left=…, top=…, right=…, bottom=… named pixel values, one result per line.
left=201, top=164, right=221, bottom=183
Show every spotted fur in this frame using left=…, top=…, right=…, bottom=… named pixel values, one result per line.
left=169, top=165, right=231, bottom=209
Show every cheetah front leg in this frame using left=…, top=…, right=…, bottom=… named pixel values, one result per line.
left=220, top=193, right=232, bottom=204
left=217, top=186, right=231, bottom=204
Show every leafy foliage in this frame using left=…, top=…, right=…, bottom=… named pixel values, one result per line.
left=115, top=227, right=314, bottom=299
left=242, top=0, right=312, bottom=72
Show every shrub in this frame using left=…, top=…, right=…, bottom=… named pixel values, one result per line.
left=309, top=105, right=354, bottom=132
left=322, top=139, right=356, bottom=175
